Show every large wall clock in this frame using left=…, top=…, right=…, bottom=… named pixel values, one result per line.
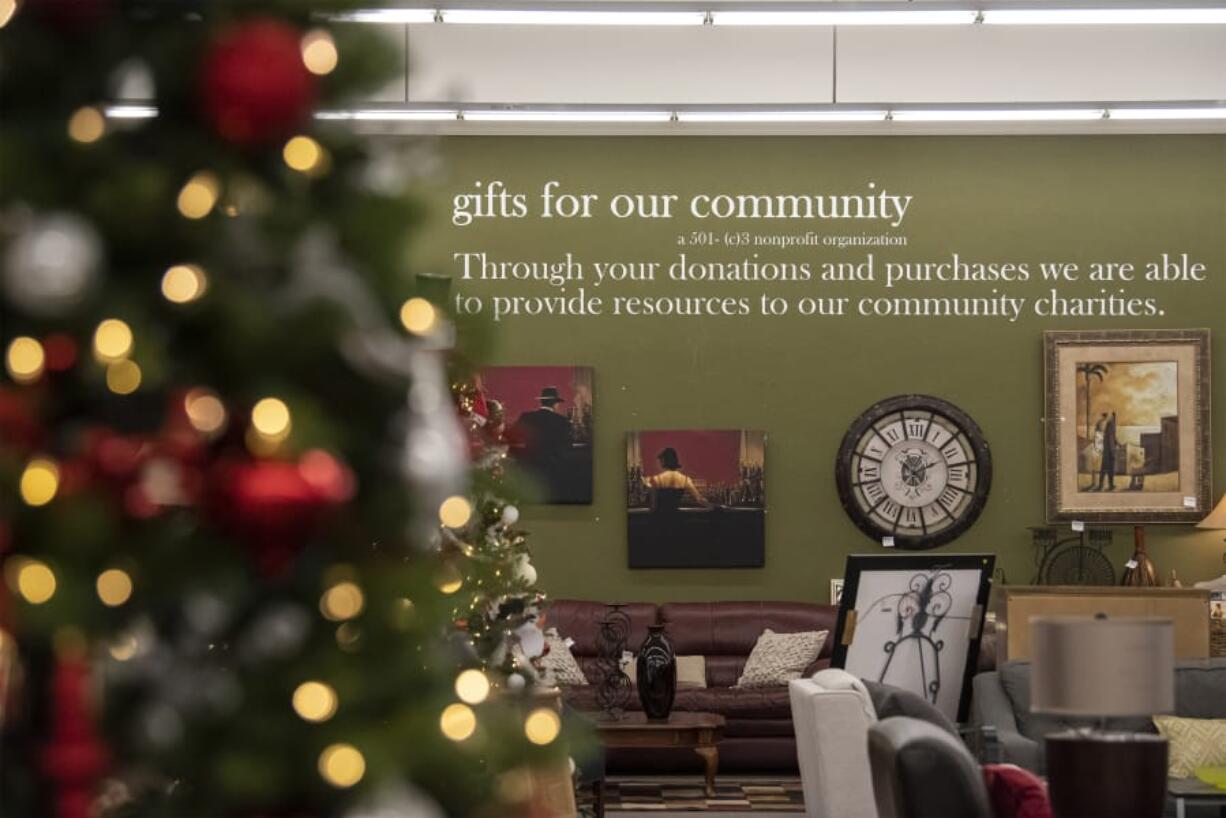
left=835, top=395, right=992, bottom=550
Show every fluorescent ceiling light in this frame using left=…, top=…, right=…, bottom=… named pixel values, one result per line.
left=462, top=109, right=673, bottom=122
left=713, top=10, right=978, bottom=25
left=1108, top=107, right=1226, bottom=119
left=442, top=9, right=706, bottom=25
left=982, top=9, right=1226, bottom=24
left=891, top=108, right=1106, bottom=121
left=677, top=110, right=887, bottom=123
left=315, top=109, right=458, bottom=121
left=104, top=104, right=158, bottom=119
left=331, top=9, right=436, bottom=23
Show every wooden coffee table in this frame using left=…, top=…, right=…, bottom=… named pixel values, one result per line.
left=588, top=711, right=726, bottom=798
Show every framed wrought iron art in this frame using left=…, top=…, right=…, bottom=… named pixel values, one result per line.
left=831, top=554, right=994, bottom=722
left=1044, top=329, right=1211, bottom=523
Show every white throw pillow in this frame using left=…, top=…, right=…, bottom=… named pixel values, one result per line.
left=735, top=628, right=828, bottom=688
left=540, top=628, right=588, bottom=686
left=620, top=654, right=707, bottom=689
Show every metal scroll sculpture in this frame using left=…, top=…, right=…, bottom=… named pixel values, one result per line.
left=879, top=571, right=953, bottom=706
left=595, top=605, right=633, bottom=719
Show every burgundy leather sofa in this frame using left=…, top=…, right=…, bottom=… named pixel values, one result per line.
left=548, top=599, right=839, bottom=772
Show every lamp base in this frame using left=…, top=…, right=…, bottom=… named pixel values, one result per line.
left=1046, top=731, right=1168, bottom=818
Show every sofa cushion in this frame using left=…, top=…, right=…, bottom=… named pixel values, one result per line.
left=660, top=601, right=837, bottom=659
left=864, top=680, right=959, bottom=737
left=1172, top=659, right=1226, bottom=719
left=735, top=629, right=828, bottom=688
left=1153, top=715, right=1226, bottom=778
left=542, top=629, right=588, bottom=686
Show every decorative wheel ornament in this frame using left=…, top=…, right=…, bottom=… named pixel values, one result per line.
left=836, top=395, right=992, bottom=550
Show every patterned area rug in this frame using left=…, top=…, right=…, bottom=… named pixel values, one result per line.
left=598, top=779, right=804, bottom=812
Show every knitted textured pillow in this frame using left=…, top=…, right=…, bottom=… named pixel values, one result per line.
left=735, top=629, right=828, bottom=688
left=1153, top=715, right=1226, bottom=778
left=541, top=629, right=588, bottom=686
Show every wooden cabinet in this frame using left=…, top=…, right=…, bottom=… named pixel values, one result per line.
left=993, top=586, right=1212, bottom=662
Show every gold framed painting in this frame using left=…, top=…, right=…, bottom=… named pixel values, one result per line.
left=1044, top=329, right=1211, bottom=523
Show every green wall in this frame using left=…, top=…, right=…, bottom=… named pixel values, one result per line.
left=411, top=135, right=1226, bottom=604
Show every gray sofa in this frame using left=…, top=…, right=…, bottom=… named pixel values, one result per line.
left=972, top=658, right=1226, bottom=773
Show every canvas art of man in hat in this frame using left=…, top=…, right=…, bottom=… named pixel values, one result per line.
left=509, top=386, right=574, bottom=496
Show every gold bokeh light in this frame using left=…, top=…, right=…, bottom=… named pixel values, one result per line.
left=177, top=171, right=220, bottom=219
left=524, top=708, right=562, bottom=746
left=20, top=458, right=59, bottom=506
left=440, top=703, right=477, bottom=742
left=283, top=136, right=323, bottom=173
left=6, top=336, right=45, bottom=383
left=318, top=743, right=365, bottom=788
left=438, top=495, right=473, bottom=528
left=0, top=0, right=16, bottom=29
left=96, top=568, right=133, bottom=607
left=455, top=669, right=491, bottom=705
left=93, top=318, right=133, bottom=363
left=434, top=562, right=464, bottom=595
left=292, top=681, right=339, bottom=722
left=17, top=560, right=57, bottom=605
left=68, top=106, right=106, bottom=144
left=106, top=359, right=142, bottom=395
left=162, top=264, right=208, bottom=304
left=301, top=29, right=339, bottom=75
left=320, top=581, right=365, bottom=621
left=399, top=297, right=437, bottom=335
left=185, top=389, right=227, bottom=434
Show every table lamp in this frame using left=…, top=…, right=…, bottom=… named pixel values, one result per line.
left=1031, top=615, right=1175, bottom=818
left=1197, top=494, right=1226, bottom=542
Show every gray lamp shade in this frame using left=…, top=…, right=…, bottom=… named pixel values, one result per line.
left=1030, top=616, right=1175, bottom=718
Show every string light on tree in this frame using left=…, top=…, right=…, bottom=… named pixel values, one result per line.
left=93, top=318, right=133, bottom=363
left=106, top=359, right=142, bottom=395
left=300, top=29, right=338, bottom=75
left=161, top=264, right=208, bottom=304
left=96, top=569, right=133, bottom=607
left=6, top=336, right=45, bottom=383
left=177, top=172, right=220, bottom=219
left=320, top=581, right=364, bottom=621
left=67, top=106, right=105, bottom=144
left=399, top=297, right=437, bottom=335
left=184, top=389, right=227, bottom=435
left=440, top=703, right=477, bottom=742
left=318, top=743, right=365, bottom=788
left=20, top=458, right=60, bottom=506
left=251, top=397, right=291, bottom=440
left=438, top=495, right=472, bottom=528
left=17, top=560, right=57, bottom=604
left=283, top=135, right=323, bottom=174
left=523, top=708, right=561, bottom=746
left=454, top=669, right=491, bottom=705
left=292, top=681, right=338, bottom=722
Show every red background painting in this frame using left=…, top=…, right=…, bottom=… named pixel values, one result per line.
left=480, top=366, right=583, bottom=420
left=635, top=430, right=742, bottom=484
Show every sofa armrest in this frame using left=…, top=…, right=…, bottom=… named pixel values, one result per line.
left=971, top=672, right=1041, bottom=772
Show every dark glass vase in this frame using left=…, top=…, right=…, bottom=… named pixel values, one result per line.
left=636, top=625, right=676, bottom=721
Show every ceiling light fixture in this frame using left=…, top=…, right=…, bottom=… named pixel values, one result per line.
left=676, top=110, right=888, bottom=122
left=316, top=108, right=459, bottom=121
left=982, top=8, right=1226, bottom=24
left=712, top=10, right=979, bottom=25
left=461, top=108, right=675, bottom=122
left=890, top=108, right=1107, bottom=121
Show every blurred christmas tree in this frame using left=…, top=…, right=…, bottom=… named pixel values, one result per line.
left=0, top=2, right=575, bottom=817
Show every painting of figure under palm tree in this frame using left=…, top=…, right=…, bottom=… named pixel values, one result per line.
left=1075, top=360, right=1179, bottom=493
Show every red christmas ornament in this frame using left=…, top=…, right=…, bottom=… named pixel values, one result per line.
left=0, top=388, right=45, bottom=453
left=211, top=459, right=346, bottom=576
left=199, top=18, right=317, bottom=146
left=42, top=657, right=108, bottom=818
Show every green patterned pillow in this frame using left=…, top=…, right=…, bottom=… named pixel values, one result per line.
left=1153, top=715, right=1226, bottom=778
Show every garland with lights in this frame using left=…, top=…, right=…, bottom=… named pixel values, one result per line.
left=0, top=3, right=573, bottom=817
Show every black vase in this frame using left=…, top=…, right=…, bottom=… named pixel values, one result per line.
left=636, top=625, right=676, bottom=720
